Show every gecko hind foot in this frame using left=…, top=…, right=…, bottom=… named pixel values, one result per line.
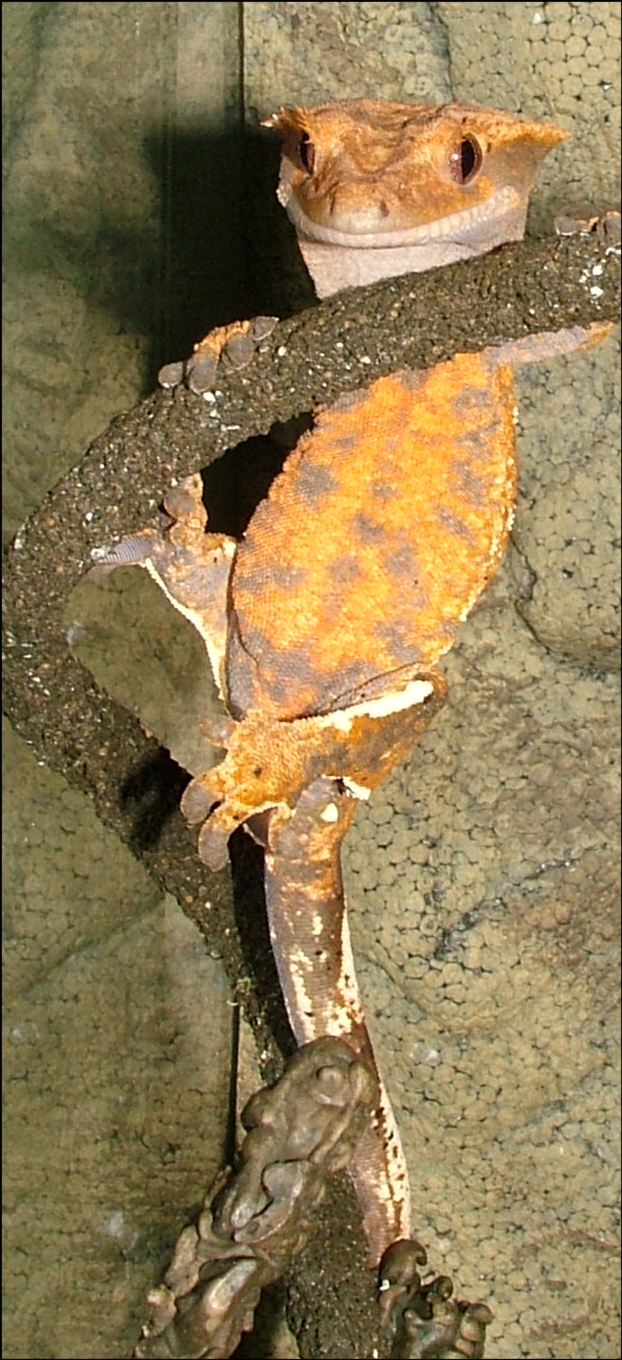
left=378, top=1239, right=492, bottom=1358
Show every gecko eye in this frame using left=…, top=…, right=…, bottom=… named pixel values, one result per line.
left=299, top=132, right=316, bottom=174
left=449, top=136, right=483, bottom=185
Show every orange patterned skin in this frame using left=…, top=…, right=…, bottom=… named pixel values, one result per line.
left=92, top=101, right=610, bottom=1267
left=227, top=354, right=516, bottom=720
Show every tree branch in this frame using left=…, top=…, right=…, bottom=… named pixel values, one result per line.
left=2, top=230, right=619, bottom=1040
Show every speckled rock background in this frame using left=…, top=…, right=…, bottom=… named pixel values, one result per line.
left=2, top=4, right=620, bottom=1359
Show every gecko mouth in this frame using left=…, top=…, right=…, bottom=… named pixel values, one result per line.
left=279, top=183, right=521, bottom=250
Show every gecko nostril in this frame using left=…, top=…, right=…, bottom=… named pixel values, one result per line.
left=449, top=135, right=482, bottom=186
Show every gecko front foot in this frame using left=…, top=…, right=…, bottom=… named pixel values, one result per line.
left=157, top=315, right=278, bottom=394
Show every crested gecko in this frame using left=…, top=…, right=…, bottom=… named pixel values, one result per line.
left=93, top=101, right=610, bottom=1279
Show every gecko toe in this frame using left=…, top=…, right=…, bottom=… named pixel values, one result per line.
left=180, top=776, right=219, bottom=826
left=184, top=350, right=219, bottom=395
left=157, top=360, right=185, bottom=388
left=199, top=712, right=234, bottom=747
left=197, top=814, right=233, bottom=872
left=248, top=315, right=278, bottom=343
left=220, top=332, right=258, bottom=372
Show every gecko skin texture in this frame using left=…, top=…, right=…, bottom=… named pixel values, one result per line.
left=93, top=100, right=610, bottom=1268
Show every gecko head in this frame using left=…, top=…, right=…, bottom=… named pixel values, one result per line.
left=265, top=100, right=567, bottom=295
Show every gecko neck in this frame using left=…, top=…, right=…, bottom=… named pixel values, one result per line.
left=297, top=190, right=528, bottom=297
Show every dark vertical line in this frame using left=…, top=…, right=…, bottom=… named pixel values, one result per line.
left=155, top=1, right=178, bottom=370
left=225, top=1000, right=241, bottom=1165
left=236, top=0, right=253, bottom=316
left=237, top=0, right=246, bottom=125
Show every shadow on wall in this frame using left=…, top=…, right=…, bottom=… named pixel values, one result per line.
left=145, top=123, right=248, bottom=377
left=3, top=121, right=282, bottom=398
left=144, top=117, right=314, bottom=381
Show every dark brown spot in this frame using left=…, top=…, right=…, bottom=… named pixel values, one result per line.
left=331, top=553, right=362, bottom=584
left=448, top=457, right=487, bottom=509
left=291, top=460, right=338, bottom=508
left=371, top=480, right=396, bottom=502
left=352, top=511, right=385, bottom=544
left=435, top=505, right=476, bottom=546
left=373, top=621, right=422, bottom=666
